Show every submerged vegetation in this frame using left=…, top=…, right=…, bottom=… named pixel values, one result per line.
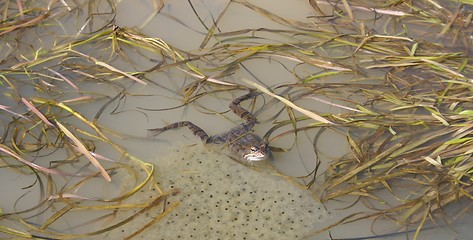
left=1, top=0, right=472, bottom=239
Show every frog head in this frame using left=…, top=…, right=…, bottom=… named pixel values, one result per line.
left=243, top=142, right=268, bottom=162
left=229, top=133, right=268, bottom=163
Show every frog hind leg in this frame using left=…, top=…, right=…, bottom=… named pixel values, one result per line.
left=147, top=121, right=210, bottom=143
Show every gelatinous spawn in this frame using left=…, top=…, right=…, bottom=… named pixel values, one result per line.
left=114, top=144, right=330, bottom=239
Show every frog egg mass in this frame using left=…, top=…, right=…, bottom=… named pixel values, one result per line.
left=115, top=144, right=330, bottom=239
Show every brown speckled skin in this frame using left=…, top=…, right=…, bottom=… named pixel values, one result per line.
left=148, top=90, right=268, bottom=163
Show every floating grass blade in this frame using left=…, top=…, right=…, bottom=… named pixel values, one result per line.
left=2, top=0, right=473, bottom=238
left=55, top=121, right=112, bottom=182
left=21, top=97, right=54, bottom=127
left=243, top=78, right=333, bottom=124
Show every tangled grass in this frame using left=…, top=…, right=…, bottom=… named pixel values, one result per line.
left=1, top=0, right=472, bottom=239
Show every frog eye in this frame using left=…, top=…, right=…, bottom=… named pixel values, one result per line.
left=250, top=146, right=257, bottom=152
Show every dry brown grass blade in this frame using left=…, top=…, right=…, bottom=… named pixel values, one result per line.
left=21, top=97, right=54, bottom=127
left=39, top=202, right=77, bottom=230
left=243, top=79, right=333, bottom=124
left=55, top=121, right=111, bottom=182
left=0, top=10, right=49, bottom=36
left=198, top=1, right=232, bottom=48
left=0, top=143, right=65, bottom=176
left=80, top=190, right=179, bottom=238
left=2, top=0, right=473, bottom=238
left=323, top=171, right=406, bottom=201
left=124, top=202, right=180, bottom=240
left=68, top=49, right=147, bottom=85
left=234, top=0, right=324, bottom=30
left=138, top=0, right=164, bottom=29
left=0, top=104, right=27, bottom=119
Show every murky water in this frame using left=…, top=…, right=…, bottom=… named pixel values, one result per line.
left=1, top=0, right=472, bottom=239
